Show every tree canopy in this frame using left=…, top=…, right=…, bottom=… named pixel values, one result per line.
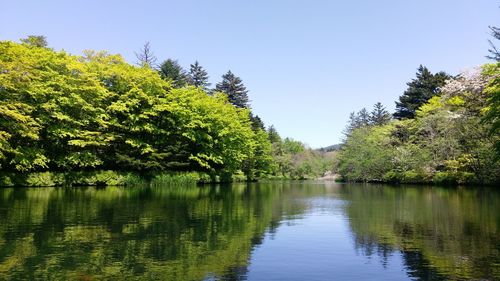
left=159, top=59, right=187, bottom=88
left=338, top=65, right=500, bottom=185
left=393, top=65, right=449, bottom=119
left=0, top=41, right=259, bottom=178
left=215, top=70, right=249, bottom=108
left=187, top=61, right=210, bottom=90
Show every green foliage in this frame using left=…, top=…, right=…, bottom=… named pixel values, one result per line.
left=215, top=70, right=249, bottom=108
left=150, top=172, right=202, bottom=185
left=267, top=136, right=334, bottom=179
left=338, top=65, right=500, bottom=185
left=159, top=58, right=187, bottom=88
left=0, top=41, right=276, bottom=184
left=343, top=102, right=391, bottom=138
left=482, top=63, right=500, bottom=159
left=338, top=125, right=394, bottom=182
left=20, top=35, right=48, bottom=48
left=242, top=129, right=273, bottom=180
left=394, top=65, right=449, bottom=119
left=369, top=102, right=391, bottom=125
left=187, top=61, right=210, bottom=90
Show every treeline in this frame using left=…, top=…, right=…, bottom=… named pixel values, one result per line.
left=0, top=37, right=331, bottom=185
left=337, top=64, right=500, bottom=185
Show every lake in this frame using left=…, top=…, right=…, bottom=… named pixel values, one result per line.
left=0, top=181, right=498, bottom=280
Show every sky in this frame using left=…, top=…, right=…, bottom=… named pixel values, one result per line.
left=1, top=0, right=499, bottom=148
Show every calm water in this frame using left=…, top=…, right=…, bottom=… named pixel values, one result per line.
left=0, top=182, right=498, bottom=280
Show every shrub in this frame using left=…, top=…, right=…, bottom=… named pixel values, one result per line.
left=401, top=170, right=424, bottom=183
left=382, top=171, right=402, bottom=183
left=25, top=172, right=64, bottom=187
left=433, top=172, right=458, bottom=185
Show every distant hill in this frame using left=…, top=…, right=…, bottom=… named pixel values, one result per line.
left=317, top=144, right=342, bottom=152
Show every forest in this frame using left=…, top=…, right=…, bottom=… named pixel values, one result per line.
left=336, top=25, right=500, bottom=185
left=1, top=34, right=498, bottom=186
left=0, top=37, right=333, bottom=186
left=337, top=63, right=500, bottom=185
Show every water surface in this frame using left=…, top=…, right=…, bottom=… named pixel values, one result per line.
left=0, top=182, right=498, bottom=280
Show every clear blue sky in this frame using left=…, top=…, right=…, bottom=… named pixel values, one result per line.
left=1, top=0, right=498, bottom=148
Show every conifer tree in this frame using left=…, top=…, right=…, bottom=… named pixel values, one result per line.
left=393, top=65, right=449, bottom=119
left=159, top=59, right=187, bottom=88
left=215, top=70, right=249, bottom=108
left=370, top=102, right=391, bottom=125
left=187, top=61, right=210, bottom=90
left=250, top=113, right=265, bottom=131
left=267, top=125, right=281, bottom=144
left=357, top=108, right=371, bottom=126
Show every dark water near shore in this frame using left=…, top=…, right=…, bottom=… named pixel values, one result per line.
left=0, top=182, right=498, bottom=280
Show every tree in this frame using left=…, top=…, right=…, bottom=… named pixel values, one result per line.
left=135, top=42, right=157, bottom=68
left=159, top=59, right=187, bottom=88
left=487, top=26, right=500, bottom=62
left=0, top=41, right=259, bottom=177
left=370, top=102, right=391, bottom=125
left=20, top=35, right=48, bottom=48
left=250, top=113, right=265, bottom=131
left=343, top=112, right=360, bottom=138
left=482, top=63, right=500, bottom=160
left=215, top=70, right=249, bottom=108
left=187, top=61, right=210, bottom=90
left=358, top=108, right=371, bottom=126
left=338, top=124, right=399, bottom=182
left=267, top=125, right=281, bottom=143
left=393, top=65, right=449, bottom=119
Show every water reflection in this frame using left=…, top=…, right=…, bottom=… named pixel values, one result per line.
left=342, top=184, right=499, bottom=280
left=0, top=182, right=498, bottom=280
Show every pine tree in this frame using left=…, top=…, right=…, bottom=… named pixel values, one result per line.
left=267, top=125, right=281, bottom=144
left=215, top=70, right=249, bottom=108
left=159, top=59, right=187, bottom=88
left=393, top=65, right=449, bottom=119
left=135, top=42, right=157, bottom=68
left=357, top=108, right=370, bottom=126
left=370, top=102, right=391, bottom=125
left=343, top=112, right=360, bottom=138
left=187, top=61, right=210, bottom=90
left=250, top=113, right=265, bottom=131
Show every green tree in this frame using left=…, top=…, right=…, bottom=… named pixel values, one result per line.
left=20, top=35, right=48, bottom=48
left=369, top=102, right=391, bottom=125
left=393, top=65, right=449, bottom=119
left=338, top=126, right=394, bottom=182
left=215, top=70, right=249, bottom=108
left=267, top=125, right=281, bottom=144
left=242, top=129, right=274, bottom=180
left=187, top=61, right=210, bottom=90
left=357, top=108, right=370, bottom=126
left=159, top=59, right=187, bottom=88
left=0, top=41, right=264, bottom=179
left=343, top=108, right=370, bottom=138
left=482, top=63, right=500, bottom=159
left=250, top=113, right=265, bottom=131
